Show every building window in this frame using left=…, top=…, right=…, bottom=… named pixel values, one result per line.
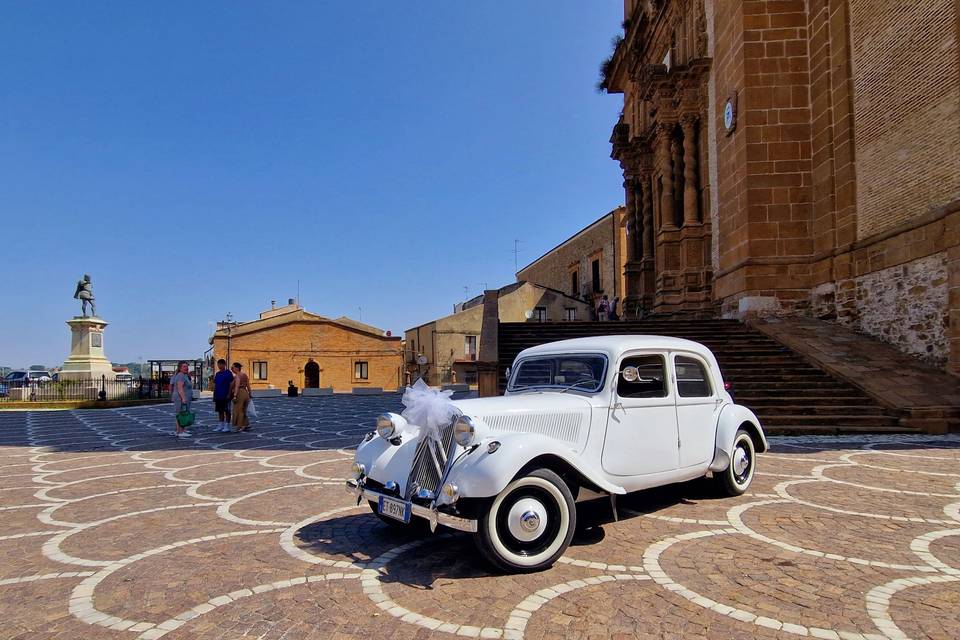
left=354, top=361, right=369, bottom=380
left=533, top=307, right=547, bottom=322
left=252, top=361, right=268, bottom=380
left=571, top=270, right=579, bottom=296
left=464, top=335, right=477, bottom=361
left=592, top=258, right=602, bottom=292
left=564, top=307, right=577, bottom=321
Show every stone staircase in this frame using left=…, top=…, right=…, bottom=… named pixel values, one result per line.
left=497, top=319, right=912, bottom=435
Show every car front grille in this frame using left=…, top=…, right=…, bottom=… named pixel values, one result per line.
left=406, top=420, right=457, bottom=499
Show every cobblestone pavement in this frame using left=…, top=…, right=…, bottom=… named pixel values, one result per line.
left=1, top=397, right=959, bottom=640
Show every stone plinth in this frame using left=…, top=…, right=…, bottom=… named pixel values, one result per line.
left=60, top=317, right=116, bottom=381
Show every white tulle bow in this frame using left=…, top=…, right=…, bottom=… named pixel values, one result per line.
left=401, top=379, right=458, bottom=443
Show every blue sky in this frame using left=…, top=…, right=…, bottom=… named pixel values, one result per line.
left=0, top=2, right=624, bottom=368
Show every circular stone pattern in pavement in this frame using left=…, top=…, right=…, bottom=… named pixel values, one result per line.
left=0, top=402, right=959, bottom=638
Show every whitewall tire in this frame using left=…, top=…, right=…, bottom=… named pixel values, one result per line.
left=715, top=428, right=756, bottom=496
left=474, top=468, right=576, bottom=573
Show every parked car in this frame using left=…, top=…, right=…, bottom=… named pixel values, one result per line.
left=1, top=371, right=30, bottom=397
left=347, top=335, right=767, bottom=572
left=28, top=370, right=53, bottom=383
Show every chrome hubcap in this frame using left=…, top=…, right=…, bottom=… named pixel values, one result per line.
left=507, top=498, right=547, bottom=542
left=733, top=445, right=750, bottom=477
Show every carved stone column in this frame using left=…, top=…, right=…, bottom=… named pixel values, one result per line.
left=624, top=179, right=639, bottom=263
left=638, top=155, right=656, bottom=314
left=640, top=173, right=654, bottom=259
left=657, top=123, right=675, bottom=229
left=681, top=114, right=699, bottom=225
left=622, top=177, right=644, bottom=315
left=670, top=138, right=683, bottom=228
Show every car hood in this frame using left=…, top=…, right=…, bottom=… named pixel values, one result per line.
left=451, top=393, right=593, bottom=448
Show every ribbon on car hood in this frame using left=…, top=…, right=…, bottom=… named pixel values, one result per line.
left=401, top=379, right=458, bottom=444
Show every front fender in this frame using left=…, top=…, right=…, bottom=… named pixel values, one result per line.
left=708, top=403, right=768, bottom=472
left=354, top=433, right=419, bottom=496
left=448, top=432, right=625, bottom=498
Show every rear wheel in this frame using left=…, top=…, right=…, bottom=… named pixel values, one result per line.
left=474, top=468, right=576, bottom=573
left=714, top=428, right=756, bottom=496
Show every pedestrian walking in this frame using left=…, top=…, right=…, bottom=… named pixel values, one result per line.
left=212, top=359, right=234, bottom=433
left=610, top=296, right=620, bottom=322
left=597, top=295, right=610, bottom=321
left=230, top=362, right=252, bottom=432
left=170, top=361, right=194, bottom=438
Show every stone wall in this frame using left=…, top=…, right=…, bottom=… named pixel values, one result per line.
left=834, top=253, right=949, bottom=367
left=404, top=283, right=594, bottom=386
left=516, top=209, right=623, bottom=301
left=849, top=0, right=960, bottom=239
left=213, top=319, right=403, bottom=392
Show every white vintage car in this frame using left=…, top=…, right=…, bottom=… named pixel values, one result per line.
left=347, top=335, right=767, bottom=572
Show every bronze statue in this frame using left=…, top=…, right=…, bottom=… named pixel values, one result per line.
left=73, top=274, right=97, bottom=317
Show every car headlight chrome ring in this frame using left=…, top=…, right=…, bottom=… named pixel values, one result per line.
left=350, top=462, right=366, bottom=479
left=453, top=415, right=478, bottom=447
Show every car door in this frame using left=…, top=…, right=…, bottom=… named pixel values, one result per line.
left=672, top=353, right=721, bottom=468
left=601, top=352, right=679, bottom=476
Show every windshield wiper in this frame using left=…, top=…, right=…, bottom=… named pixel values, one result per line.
left=558, top=380, right=599, bottom=393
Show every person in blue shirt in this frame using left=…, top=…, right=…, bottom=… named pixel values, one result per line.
left=212, top=359, right=234, bottom=433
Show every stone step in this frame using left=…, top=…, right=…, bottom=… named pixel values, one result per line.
left=497, top=319, right=905, bottom=435
left=722, top=372, right=841, bottom=381
left=734, top=395, right=878, bottom=406
left=729, top=380, right=853, bottom=390
left=763, top=424, right=917, bottom=435
left=733, top=387, right=874, bottom=398
left=757, top=414, right=903, bottom=426
left=749, top=404, right=889, bottom=416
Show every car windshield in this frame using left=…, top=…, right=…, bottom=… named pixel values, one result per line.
left=508, top=354, right=607, bottom=393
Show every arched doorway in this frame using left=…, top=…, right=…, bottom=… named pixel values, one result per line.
left=304, top=360, right=320, bottom=388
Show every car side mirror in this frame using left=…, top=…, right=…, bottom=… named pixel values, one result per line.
left=620, top=366, right=656, bottom=384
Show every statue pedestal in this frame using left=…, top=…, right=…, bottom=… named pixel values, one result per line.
left=60, top=317, right=116, bottom=381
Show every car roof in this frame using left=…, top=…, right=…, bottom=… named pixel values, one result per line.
left=517, top=335, right=713, bottom=359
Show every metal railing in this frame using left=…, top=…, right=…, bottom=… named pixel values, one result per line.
left=0, top=376, right=168, bottom=403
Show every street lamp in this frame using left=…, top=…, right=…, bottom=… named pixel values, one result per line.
left=225, top=312, right=234, bottom=365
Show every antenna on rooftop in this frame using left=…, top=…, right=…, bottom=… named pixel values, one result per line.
left=514, top=239, right=523, bottom=274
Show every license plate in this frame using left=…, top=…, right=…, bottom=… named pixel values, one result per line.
left=378, top=496, right=411, bottom=523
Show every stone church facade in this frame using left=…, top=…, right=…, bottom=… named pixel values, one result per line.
left=603, top=0, right=960, bottom=373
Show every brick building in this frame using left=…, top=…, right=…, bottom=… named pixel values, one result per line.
left=516, top=207, right=628, bottom=313
left=210, top=301, right=403, bottom=392
left=602, top=0, right=960, bottom=373
left=405, top=282, right=594, bottom=386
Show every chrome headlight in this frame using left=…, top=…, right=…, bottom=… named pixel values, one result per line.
left=453, top=415, right=478, bottom=447
left=350, top=462, right=366, bottom=479
left=376, top=412, right=406, bottom=440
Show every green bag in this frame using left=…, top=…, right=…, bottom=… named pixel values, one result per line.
left=176, top=410, right=195, bottom=428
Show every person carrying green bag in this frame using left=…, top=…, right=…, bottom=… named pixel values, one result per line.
left=170, top=361, right=195, bottom=439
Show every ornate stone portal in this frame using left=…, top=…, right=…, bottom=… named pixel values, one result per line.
left=607, top=1, right=714, bottom=316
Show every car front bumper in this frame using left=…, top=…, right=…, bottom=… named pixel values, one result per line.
left=345, top=479, right=477, bottom=533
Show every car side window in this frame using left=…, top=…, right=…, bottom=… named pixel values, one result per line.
left=675, top=356, right=712, bottom=397
left=617, top=355, right=667, bottom=398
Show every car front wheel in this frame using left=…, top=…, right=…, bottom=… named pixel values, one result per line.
left=474, top=468, right=576, bottom=573
left=715, top=428, right=756, bottom=496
